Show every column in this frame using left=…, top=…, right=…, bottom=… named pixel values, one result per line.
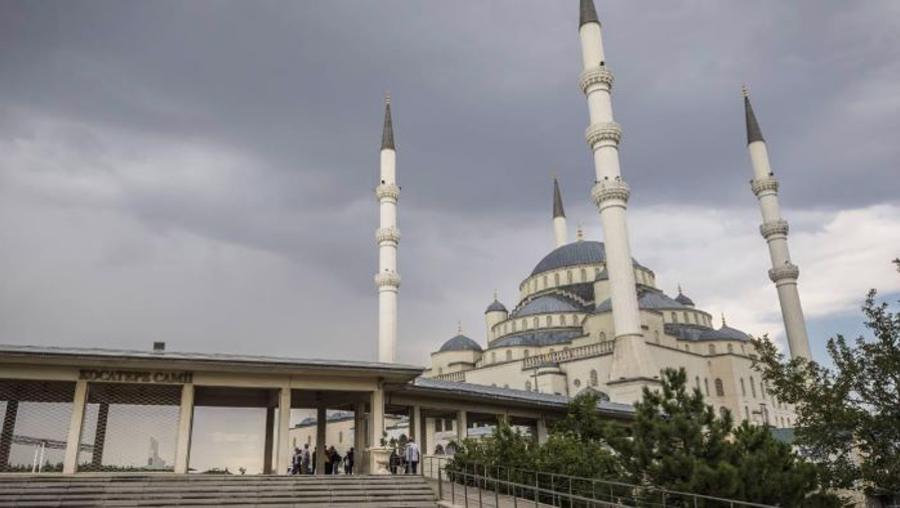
left=90, top=401, right=109, bottom=468
left=409, top=405, right=421, bottom=442
left=275, top=386, right=292, bottom=475
left=0, top=400, right=18, bottom=468
left=63, top=380, right=88, bottom=474
left=174, top=384, right=194, bottom=474
left=456, top=410, right=467, bottom=443
left=368, top=389, right=384, bottom=447
left=354, top=401, right=367, bottom=474
left=315, top=405, right=326, bottom=475
left=263, top=406, right=275, bottom=474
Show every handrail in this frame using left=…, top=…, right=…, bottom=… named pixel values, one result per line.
left=424, top=455, right=777, bottom=508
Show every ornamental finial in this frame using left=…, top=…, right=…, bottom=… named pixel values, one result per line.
left=576, top=224, right=584, bottom=241
left=741, top=84, right=750, bottom=98
left=457, top=321, right=463, bottom=334
left=677, top=284, right=683, bottom=294
left=721, top=313, right=727, bottom=327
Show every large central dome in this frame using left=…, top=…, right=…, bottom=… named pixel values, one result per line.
left=530, top=241, right=642, bottom=276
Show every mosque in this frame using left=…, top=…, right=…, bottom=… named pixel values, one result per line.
left=375, top=0, right=811, bottom=429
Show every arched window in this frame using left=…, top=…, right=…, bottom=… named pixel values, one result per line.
left=704, top=378, right=710, bottom=396
left=744, top=406, right=750, bottom=421
left=695, top=376, right=701, bottom=390
left=567, top=270, right=573, bottom=284
left=595, top=268, right=601, bottom=279
left=727, top=343, right=734, bottom=354
left=671, top=312, right=678, bottom=323
left=491, top=352, right=497, bottom=363
left=580, top=268, right=587, bottom=282
left=560, top=315, right=567, bottom=325
left=683, top=312, right=689, bottom=323
left=740, top=378, right=746, bottom=396
left=521, top=319, right=527, bottom=330
left=505, top=350, right=512, bottom=361
left=546, top=316, right=552, bottom=327
left=523, top=349, right=529, bottom=358
left=307, top=435, right=311, bottom=445
left=718, top=407, right=729, bottom=420
left=339, top=431, right=343, bottom=443
left=525, top=380, right=532, bottom=391
left=750, top=376, right=757, bottom=398
left=708, top=344, right=716, bottom=354
left=511, top=321, right=517, bottom=332
left=598, top=332, right=606, bottom=342
left=532, top=317, right=539, bottom=328
left=761, top=381, right=767, bottom=399
left=554, top=273, right=560, bottom=286
left=542, top=275, right=548, bottom=288
left=715, top=378, right=725, bottom=397
left=590, top=369, right=598, bottom=387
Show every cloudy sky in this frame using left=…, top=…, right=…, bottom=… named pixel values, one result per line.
left=1, top=1, right=898, bottom=367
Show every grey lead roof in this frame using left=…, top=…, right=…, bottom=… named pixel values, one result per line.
left=513, top=294, right=580, bottom=317
left=530, top=241, right=643, bottom=277
left=0, top=344, right=424, bottom=374
left=553, top=178, right=566, bottom=218
left=411, top=377, right=634, bottom=416
left=744, top=95, right=765, bottom=144
left=579, top=0, right=599, bottom=27
left=438, top=334, right=483, bottom=353
left=485, top=299, right=508, bottom=314
left=381, top=99, right=395, bottom=150
left=664, top=323, right=751, bottom=342
left=675, top=292, right=695, bottom=307
left=490, top=329, right=583, bottom=348
left=595, top=288, right=687, bottom=313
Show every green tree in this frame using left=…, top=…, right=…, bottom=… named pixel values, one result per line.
left=752, top=285, right=900, bottom=498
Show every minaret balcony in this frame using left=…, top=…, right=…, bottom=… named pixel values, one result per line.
left=375, top=183, right=400, bottom=202
left=750, top=177, right=779, bottom=197
left=591, top=178, right=631, bottom=208
left=579, top=66, right=615, bottom=94
left=375, top=227, right=401, bottom=245
left=768, top=263, right=799, bottom=283
left=374, top=271, right=402, bottom=289
left=585, top=121, right=622, bottom=149
left=759, top=220, right=789, bottom=239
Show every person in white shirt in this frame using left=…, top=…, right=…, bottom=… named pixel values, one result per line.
left=404, top=439, right=421, bottom=474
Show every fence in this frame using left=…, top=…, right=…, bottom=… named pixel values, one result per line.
left=424, top=456, right=776, bottom=508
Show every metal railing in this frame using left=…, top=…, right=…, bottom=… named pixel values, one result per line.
left=424, top=456, right=776, bottom=508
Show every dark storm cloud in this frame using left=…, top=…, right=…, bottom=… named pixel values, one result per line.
left=0, top=1, right=898, bottom=362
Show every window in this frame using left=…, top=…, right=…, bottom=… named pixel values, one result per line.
left=446, top=420, right=453, bottom=431
left=704, top=378, right=710, bottom=396
left=560, top=315, right=567, bottom=325
left=512, top=321, right=517, bottom=332
left=505, top=350, right=512, bottom=361
left=573, top=379, right=581, bottom=388
left=683, top=312, right=689, bottom=323
left=590, top=369, right=599, bottom=387
left=554, top=273, right=560, bottom=286
left=715, top=378, right=725, bottom=397
left=438, top=367, right=443, bottom=375
left=727, top=343, right=734, bottom=354
left=580, top=268, right=587, bottom=282
left=339, top=431, right=343, bottom=443
left=708, top=344, right=716, bottom=354
left=671, top=312, right=678, bottom=323
left=307, top=435, right=311, bottom=445
left=532, top=317, right=539, bottom=328
left=543, top=275, right=548, bottom=288
left=546, top=316, right=552, bottom=327
left=567, top=271, right=573, bottom=284
left=293, top=437, right=297, bottom=447
left=761, top=381, right=766, bottom=399
left=740, top=378, right=746, bottom=396
left=436, top=419, right=444, bottom=432
left=491, top=352, right=497, bottom=363
left=523, top=350, right=529, bottom=358
left=719, top=407, right=729, bottom=419
left=744, top=406, right=750, bottom=421
left=503, top=384, right=509, bottom=389
left=521, top=319, right=527, bottom=330
left=695, top=376, right=701, bottom=390
left=525, top=380, right=532, bottom=391
left=598, top=332, right=606, bottom=342
left=750, top=376, right=757, bottom=398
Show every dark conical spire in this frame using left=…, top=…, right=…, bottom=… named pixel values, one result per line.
left=580, top=0, right=599, bottom=27
left=381, top=95, right=395, bottom=150
left=743, top=87, right=765, bottom=144
left=553, top=178, right=566, bottom=218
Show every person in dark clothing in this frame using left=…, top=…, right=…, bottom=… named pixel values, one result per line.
left=329, top=447, right=341, bottom=475
left=290, top=447, right=301, bottom=475
left=344, top=448, right=354, bottom=475
left=324, top=445, right=333, bottom=475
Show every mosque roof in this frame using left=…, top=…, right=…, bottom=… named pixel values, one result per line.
left=664, top=323, right=752, bottom=342
left=530, top=241, right=642, bottom=277
left=491, top=329, right=583, bottom=348
left=552, top=178, right=566, bottom=218
left=381, top=98, right=395, bottom=150
left=485, top=299, right=508, bottom=314
left=438, top=334, right=483, bottom=353
left=675, top=292, right=695, bottom=306
left=579, top=0, right=599, bottom=28
left=513, top=294, right=580, bottom=317
left=744, top=94, right=765, bottom=144
left=594, top=288, right=687, bottom=313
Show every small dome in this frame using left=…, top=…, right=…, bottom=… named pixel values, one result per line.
left=438, top=334, right=483, bottom=353
left=675, top=292, right=695, bottom=306
left=710, top=324, right=752, bottom=341
left=485, top=299, right=508, bottom=314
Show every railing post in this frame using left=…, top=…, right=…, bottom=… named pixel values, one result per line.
left=495, top=466, right=500, bottom=507
left=478, top=464, right=483, bottom=507
left=464, top=463, right=469, bottom=508
left=534, top=473, right=539, bottom=508
left=438, top=461, right=443, bottom=501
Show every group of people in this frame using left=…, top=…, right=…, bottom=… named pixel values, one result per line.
left=290, top=444, right=354, bottom=475
left=288, top=438, right=421, bottom=476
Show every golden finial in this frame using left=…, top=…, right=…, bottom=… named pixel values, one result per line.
left=741, top=84, right=750, bottom=98
left=385, top=90, right=391, bottom=105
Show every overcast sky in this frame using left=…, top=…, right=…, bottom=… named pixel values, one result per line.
left=1, top=1, right=898, bottom=366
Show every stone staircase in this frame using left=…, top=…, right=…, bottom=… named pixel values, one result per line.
left=0, top=474, right=439, bottom=507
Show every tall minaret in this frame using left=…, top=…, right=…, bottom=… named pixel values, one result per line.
left=552, top=178, right=568, bottom=247
left=743, top=88, right=811, bottom=360
left=375, top=95, right=401, bottom=363
left=578, top=0, right=656, bottom=388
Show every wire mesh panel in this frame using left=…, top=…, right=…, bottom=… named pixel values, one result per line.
left=0, top=380, right=75, bottom=473
left=77, top=383, right=181, bottom=472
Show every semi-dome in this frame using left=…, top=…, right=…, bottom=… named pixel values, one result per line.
left=438, top=334, right=483, bottom=353
left=512, top=294, right=580, bottom=317
left=485, top=299, right=508, bottom=314
left=530, top=241, right=642, bottom=277
left=594, top=288, right=686, bottom=313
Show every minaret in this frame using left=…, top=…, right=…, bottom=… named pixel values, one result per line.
left=552, top=178, right=568, bottom=247
left=578, top=0, right=656, bottom=389
left=375, top=95, right=401, bottom=363
left=743, top=88, right=811, bottom=359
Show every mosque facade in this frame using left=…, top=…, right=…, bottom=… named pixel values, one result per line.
left=379, top=0, right=812, bottom=429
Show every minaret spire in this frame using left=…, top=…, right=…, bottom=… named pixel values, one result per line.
left=552, top=177, right=568, bottom=247
left=375, top=95, right=401, bottom=363
left=578, top=0, right=658, bottom=395
left=743, top=88, right=811, bottom=360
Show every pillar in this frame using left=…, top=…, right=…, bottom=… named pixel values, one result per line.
left=409, top=405, right=421, bottom=442
left=456, top=410, right=467, bottom=443
left=90, top=401, right=109, bottom=468
left=354, top=401, right=367, bottom=474
left=275, top=386, right=292, bottom=475
left=63, top=380, right=88, bottom=474
left=0, top=400, right=18, bottom=468
left=315, top=405, right=326, bottom=474
left=368, top=388, right=385, bottom=447
left=263, top=406, right=275, bottom=474
left=174, top=384, right=194, bottom=474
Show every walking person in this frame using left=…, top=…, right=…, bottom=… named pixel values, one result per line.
left=329, top=447, right=341, bottom=475
left=344, top=447, right=354, bottom=475
left=290, top=447, right=301, bottom=475
left=405, top=439, right=421, bottom=475
left=324, top=445, right=333, bottom=475
left=301, top=444, right=311, bottom=474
